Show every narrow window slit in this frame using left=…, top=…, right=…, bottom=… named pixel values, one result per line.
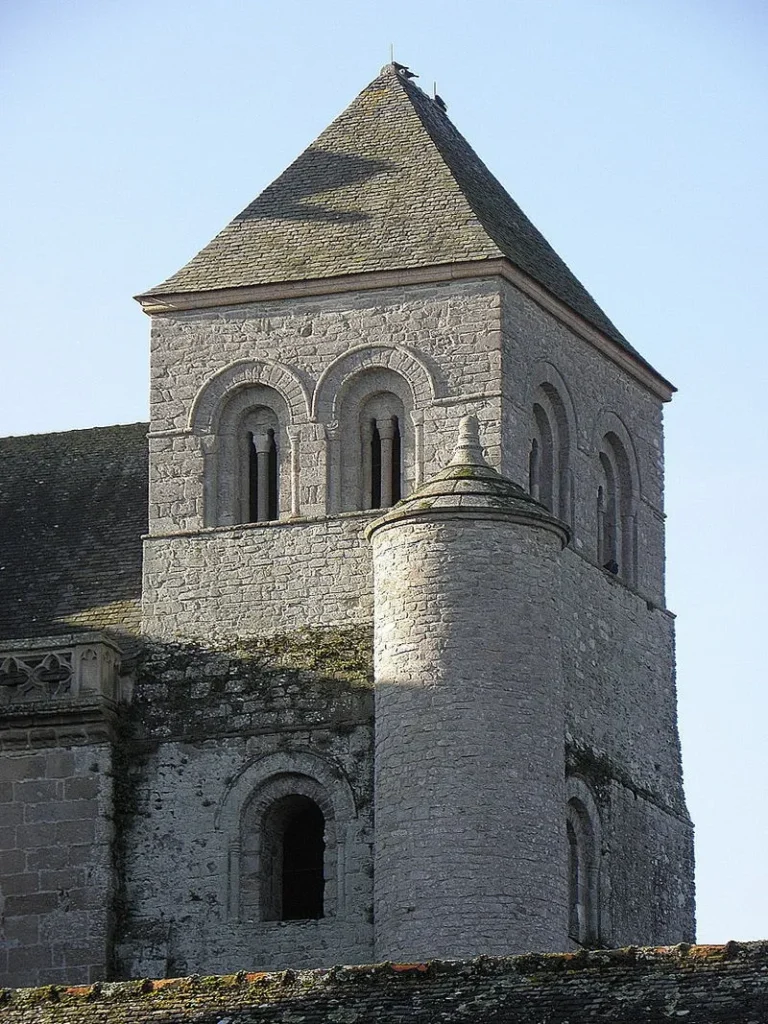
left=391, top=417, right=401, bottom=504
left=371, top=420, right=382, bottom=509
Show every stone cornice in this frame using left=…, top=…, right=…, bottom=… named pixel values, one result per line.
left=135, top=259, right=675, bottom=403
left=0, top=699, right=119, bottom=748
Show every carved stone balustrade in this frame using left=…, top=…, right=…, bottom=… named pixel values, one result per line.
left=0, top=633, right=125, bottom=747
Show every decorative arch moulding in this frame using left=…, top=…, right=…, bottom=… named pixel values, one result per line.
left=311, top=343, right=439, bottom=423
left=189, top=359, right=312, bottom=433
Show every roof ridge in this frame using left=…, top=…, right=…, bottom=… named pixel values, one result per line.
left=395, top=68, right=635, bottom=354
left=385, top=65, right=506, bottom=258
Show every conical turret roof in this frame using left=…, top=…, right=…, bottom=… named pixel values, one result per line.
left=140, top=64, right=637, bottom=359
left=366, top=416, right=569, bottom=544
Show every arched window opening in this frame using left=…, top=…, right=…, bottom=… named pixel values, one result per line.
left=567, top=818, right=582, bottom=940
left=261, top=794, right=325, bottom=922
left=239, top=405, right=280, bottom=525
left=248, top=427, right=278, bottom=523
left=567, top=798, right=600, bottom=947
left=334, top=370, right=413, bottom=514
left=597, top=431, right=636, bottom=582
left=207, top=386, right=289, bottom=527
left=598, top=453, right=618, bottom=573
left=532, top=403, right=555, bottom=511
left=356, top=390, right=405, bottom=511
left=528, top=383, right=572, bottom=524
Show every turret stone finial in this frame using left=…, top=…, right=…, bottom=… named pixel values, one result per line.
left=449, top=414, right=489, bottom=468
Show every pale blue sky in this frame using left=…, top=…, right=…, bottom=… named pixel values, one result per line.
left=2, top=0, right=766, bottom=944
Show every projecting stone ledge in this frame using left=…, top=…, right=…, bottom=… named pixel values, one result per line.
left=1, top=943, right=766, bottom=1023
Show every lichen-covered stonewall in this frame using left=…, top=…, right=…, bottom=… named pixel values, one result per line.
left=0, top=62, right=695, bottom=988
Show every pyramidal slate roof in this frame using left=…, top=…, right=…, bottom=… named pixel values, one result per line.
left=141, top=63, right=635, bottom=355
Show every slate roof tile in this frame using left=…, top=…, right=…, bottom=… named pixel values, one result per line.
left=0, top=423, right=148, bottom=645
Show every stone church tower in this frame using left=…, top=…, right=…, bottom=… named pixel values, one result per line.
left=0, top=63, right=694, bottom=986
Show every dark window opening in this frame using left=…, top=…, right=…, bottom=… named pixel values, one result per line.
left=258, top=792, right=328, bottom=923
left=281, top=799, right=325, bottom=921
left=567, top=802, right=599, bottom=947
left=391, top=418, right=401, bottom=503
left=369, top=415, right=401, bottom=509
left=267, top=433, right=278, bottom=519
left=529, top=437, right=540, bottom=500
left=370, top=420, right=382, bottom=509
left=248, top=429, right=278, bottom=523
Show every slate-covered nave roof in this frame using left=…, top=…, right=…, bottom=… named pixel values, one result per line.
left=139, top=63, right=642, bottom=363
left=0, top=423, right=148, bottom=644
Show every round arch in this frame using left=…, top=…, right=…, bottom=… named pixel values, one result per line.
left=590, top=409, right=641, bottom=500
left=566, top=775, right=603, bottom=947
left=216, top=751, right=358, bottom=922
left=524, top=360, right=579, bottom=441
left=311, top=344, right=437, bottom=424
left=189, top=359, right=312, bottom=434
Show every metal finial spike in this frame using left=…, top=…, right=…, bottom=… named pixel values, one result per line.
left=449, top=415, right=489, bottom=467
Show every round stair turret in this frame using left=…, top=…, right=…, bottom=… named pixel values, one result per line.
left=367, top=415, right=570, bottom=961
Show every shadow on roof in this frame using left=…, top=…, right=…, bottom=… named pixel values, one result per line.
left=234, top=148, right=397, bottom=225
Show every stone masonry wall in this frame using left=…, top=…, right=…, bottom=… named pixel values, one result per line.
left=561, top=556, right=694, bottom=947
left=114, top=628, right=375, bottom=978
left=0, top=743, right=114, bottom=987
left=500, top=279, right=667, bottom=606
left=134, top=270, right=694, bottom=968
left=142, top=514, right=375, bottom=642
left=499, top=279, right=694, bottom=944
left=146, top=279, right=503, bottom=537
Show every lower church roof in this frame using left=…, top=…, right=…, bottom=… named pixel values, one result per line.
left=2, top=944, right=766, bottom=1022
left=0, top=423, right=148, bottom=645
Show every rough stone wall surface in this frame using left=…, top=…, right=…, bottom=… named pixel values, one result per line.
left=560, top=553, right=682, bottom=810
left=0, top=267, right=695, bottom=985
left=113, top=630, right=375, bottom=978
left=2, top=945, right=766, bottom=1024
left=0, top=744, right=114, bottom=988
left=372, top=518, right=568, bottom=961
left=601, top=783, right=694, bottom=947
left=141, top=514, right=375, bottom=642
left=496, top=279, right=693, bottom=944
left=138, top=270, right=693, bottom=963
left=146, top=280, right=503, bottom=537
left=500, top=279, right=667, bottom=605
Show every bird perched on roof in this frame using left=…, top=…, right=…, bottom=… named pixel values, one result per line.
left=434, top=94, right=448, bottom=112
left=393, top=62, right=418, bottom=79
